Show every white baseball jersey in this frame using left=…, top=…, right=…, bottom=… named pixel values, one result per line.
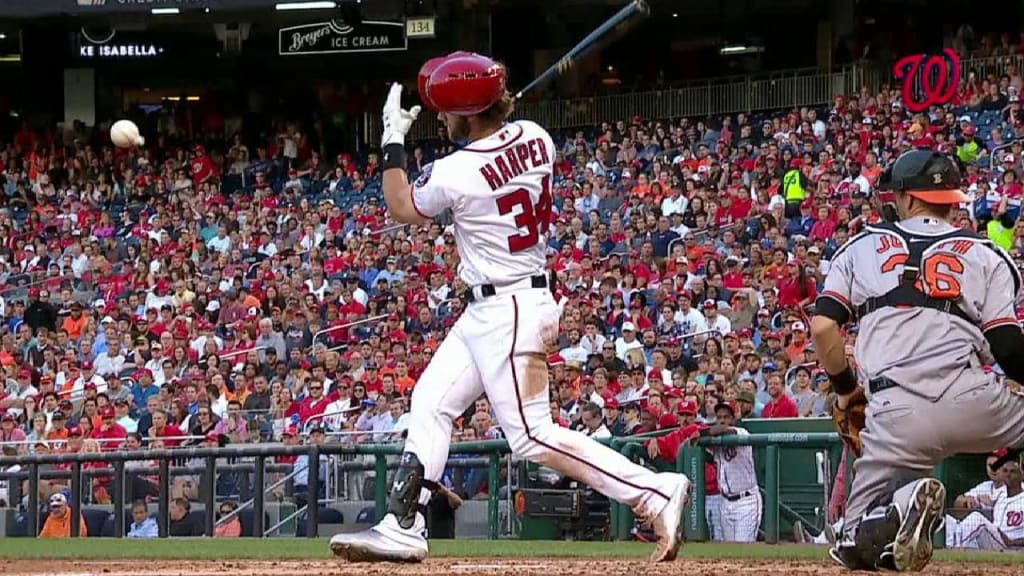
left=715, top=427, right=757, bottom=495
left=411, top=120, right=555, bottom=287
left=994, top=487, right=1024, bottom=540
left=965, top=479, right=1007, bottom=507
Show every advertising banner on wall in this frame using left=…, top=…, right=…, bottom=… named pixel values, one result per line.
left=72, top=29, right=168, bottom=60
left=278, top=19, right=407, bottom=56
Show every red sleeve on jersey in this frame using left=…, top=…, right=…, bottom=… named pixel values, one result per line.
left=705, top=461, right=719, bottom=494
left=649, top=423, right=703, bottom=462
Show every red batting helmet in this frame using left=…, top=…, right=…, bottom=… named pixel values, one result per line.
left=418, top=51, right=471, bottom=110
left=423, top=52, right=507, bottom=116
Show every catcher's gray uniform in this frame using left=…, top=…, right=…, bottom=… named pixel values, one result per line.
left=817, top=216, right=1024, bottom=539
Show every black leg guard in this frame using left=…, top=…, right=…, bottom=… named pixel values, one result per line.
left=855, top=506, right=901, bottom=571
left=830, top=505, right=900, bottom=572
left=387, top=452, right=438, bottom=530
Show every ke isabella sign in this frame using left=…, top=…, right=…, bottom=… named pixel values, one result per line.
left=278, top=20, right=407, bottom=56
left=80, top=43, right=163, bottom=58
left=76, top=29, right=166, bottom=59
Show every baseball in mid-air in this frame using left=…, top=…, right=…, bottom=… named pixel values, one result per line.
left=110, top=119, right=144, bottom=148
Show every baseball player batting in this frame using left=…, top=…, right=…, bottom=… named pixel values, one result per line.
left=328, top=52, right=691, bottom=563
left=810, top=149, right=1024, bottom=571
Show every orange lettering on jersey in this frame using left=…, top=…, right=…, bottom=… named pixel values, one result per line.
left=942, top=239, right=975, bottom=255
left=880, top=253, right=908, bottom=272
left=493, top=155, right=514, bottom=184
left=922, top=253, right=965, bottom=298
left=480, top=164, right=502, bottom=191
left=876, top=235, right=903, bottom=254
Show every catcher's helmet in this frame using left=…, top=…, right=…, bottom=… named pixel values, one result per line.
left=421, top=52, right=506, bottom=116
left=877, top=149, right=968, bottom=204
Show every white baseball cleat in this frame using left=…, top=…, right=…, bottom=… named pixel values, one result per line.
left=640, top=472, right=692, bottom=562
left=890, top=478, right=946, bottom=572
left=329, top=512, right=429, bottom=563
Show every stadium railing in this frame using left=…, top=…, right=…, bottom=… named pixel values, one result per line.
left=363, top=53, right=1024, bottom=143
left=0, top=432, right=962, bottom=545
left=367, top=65, right=871, bottom=143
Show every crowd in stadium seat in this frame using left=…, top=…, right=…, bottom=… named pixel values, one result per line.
left=1, top=69, right=1024, bottom=514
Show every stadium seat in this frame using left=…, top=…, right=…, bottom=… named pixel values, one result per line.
left=82, top=508, right=111, bottom=537
left=294, top=507, right=344, bottom=537
left=237, top=507, right=272, bottom=537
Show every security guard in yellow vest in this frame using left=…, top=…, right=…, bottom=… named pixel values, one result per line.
left=987, top=205, right=1016, bottom=251
left=955, top=125, right=985, bottom=166
left=783, top=159, right=810, bottom=218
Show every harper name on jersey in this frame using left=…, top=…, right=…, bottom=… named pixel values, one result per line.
left=478, top=136, right=551, bottom=191
left=411, top=120, right=556, bottom=287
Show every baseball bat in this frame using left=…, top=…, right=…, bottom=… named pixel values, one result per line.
left=514, top=0, right=651, bottom=99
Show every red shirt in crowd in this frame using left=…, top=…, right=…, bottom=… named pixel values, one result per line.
left=150, top=424, right=184, bottom=447
left=92, top=422, right=128, bottom=451
left=762, top=394, right=799, bottom=418
left=778, top=275, right=817, bottom=308
left=299, top=395, right=332, bottom=424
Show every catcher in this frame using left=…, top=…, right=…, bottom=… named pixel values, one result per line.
left=810, top=150, right=1024, bottom=571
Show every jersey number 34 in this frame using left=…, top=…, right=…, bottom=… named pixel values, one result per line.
left=496, top=175, right=553, bottom=253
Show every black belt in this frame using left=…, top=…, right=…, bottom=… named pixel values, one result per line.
left=868, top=376, right=899, bottom=395
left=722, top=491, right=754, bottom=502
left=463, top=275, right=548, bottom=303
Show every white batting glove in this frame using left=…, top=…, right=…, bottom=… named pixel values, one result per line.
left=382, top=82, right=421, bottom=147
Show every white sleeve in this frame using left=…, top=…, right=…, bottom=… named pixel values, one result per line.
left=410, top=161, right=456, bottom=219
left=964, top=481, right=990, bottom=499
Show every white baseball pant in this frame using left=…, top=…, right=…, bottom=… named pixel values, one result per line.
left=720, top=491, right=762, bottom=542
left=402, top=286, right=678, bottom=518
left=705, top=494, right=724, bottom=541
left=958, top=514, right=1008, bottom=551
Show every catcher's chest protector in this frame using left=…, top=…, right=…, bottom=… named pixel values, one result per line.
left=855, top=222, right=976, bottom=324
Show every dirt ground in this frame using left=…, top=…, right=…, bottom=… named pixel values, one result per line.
left=3, top=558, right=1021, bottom=576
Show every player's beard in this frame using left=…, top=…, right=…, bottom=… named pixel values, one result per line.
left=445, top=114, right=471, bottom=143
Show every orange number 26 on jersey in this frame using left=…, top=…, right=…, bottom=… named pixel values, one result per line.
left=496, top=175, right=553, bottom=253
left=880, top=252, right=966, bottom=299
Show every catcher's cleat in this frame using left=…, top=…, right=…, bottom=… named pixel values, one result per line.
left=329, top=512, right=429, bottom=563
left=828, top=542, right=874, bottom=571
left=890, top=478, right=945, bottom=572
left=637, top=473, right=691, bottom=562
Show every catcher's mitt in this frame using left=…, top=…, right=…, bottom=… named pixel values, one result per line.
left=832, top=386, right=868, bottom=458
